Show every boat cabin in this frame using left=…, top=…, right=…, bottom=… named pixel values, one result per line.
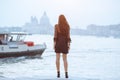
left=0, top=32, right=27, bottom=45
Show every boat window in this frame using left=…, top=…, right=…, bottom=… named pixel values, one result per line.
left=8, top=35, right=17, bottom=42
left=17, top=35, right=26, bottom=41
left=8, top=34, right=26, bottom=42
left=0, top=35, right=4, bottom=40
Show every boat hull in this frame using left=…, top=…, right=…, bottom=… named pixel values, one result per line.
left=0, top=48, right=45, bottom=58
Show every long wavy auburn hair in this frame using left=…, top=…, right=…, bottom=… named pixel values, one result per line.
left=58, top=14, right=70, bottom=37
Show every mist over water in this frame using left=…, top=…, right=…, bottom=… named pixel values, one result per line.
left=0, top=35, right=120, bottom=80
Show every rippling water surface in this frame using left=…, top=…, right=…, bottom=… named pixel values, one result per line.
left=0, top=35, right=120, bottom=80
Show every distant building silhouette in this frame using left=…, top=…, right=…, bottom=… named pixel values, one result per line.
left=31, top=16, right=38, bottom=26
left=40, top=12, right=50, bottom=26
left=23, top=11, right=53, bottom=34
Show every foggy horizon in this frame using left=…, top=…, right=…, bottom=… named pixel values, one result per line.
left=1, top=0, right=120, bottom=29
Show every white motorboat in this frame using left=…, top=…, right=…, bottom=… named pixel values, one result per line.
left=0, top=32, right=46, bottom=58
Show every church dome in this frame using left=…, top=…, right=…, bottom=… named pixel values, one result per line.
left=40, top=12, right=50, bottom=25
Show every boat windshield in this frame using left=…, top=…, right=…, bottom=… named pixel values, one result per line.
left=8, top=34, right=26, bottom=42
left=0, top=32, right=28, bottom=43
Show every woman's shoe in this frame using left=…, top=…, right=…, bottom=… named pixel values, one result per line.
left=65, top=72, right=68, bottom=78
left=57, top=71, right=60, bottom=78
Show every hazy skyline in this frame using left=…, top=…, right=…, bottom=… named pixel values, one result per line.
left=0, top=0, right=120, bottom=29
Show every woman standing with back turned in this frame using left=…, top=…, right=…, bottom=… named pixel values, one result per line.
left=54, top=14, right=71, bottom=78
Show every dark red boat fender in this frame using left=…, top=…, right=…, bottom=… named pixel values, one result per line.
left=24, top=41, right=34, bottom=46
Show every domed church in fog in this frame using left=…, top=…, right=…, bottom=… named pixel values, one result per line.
left=23, top=12, right=53, bottom=34
left=40, top=12, right=50, bottom=26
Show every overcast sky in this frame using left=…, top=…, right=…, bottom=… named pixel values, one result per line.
left=0, top=0, right=120, bottom=29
